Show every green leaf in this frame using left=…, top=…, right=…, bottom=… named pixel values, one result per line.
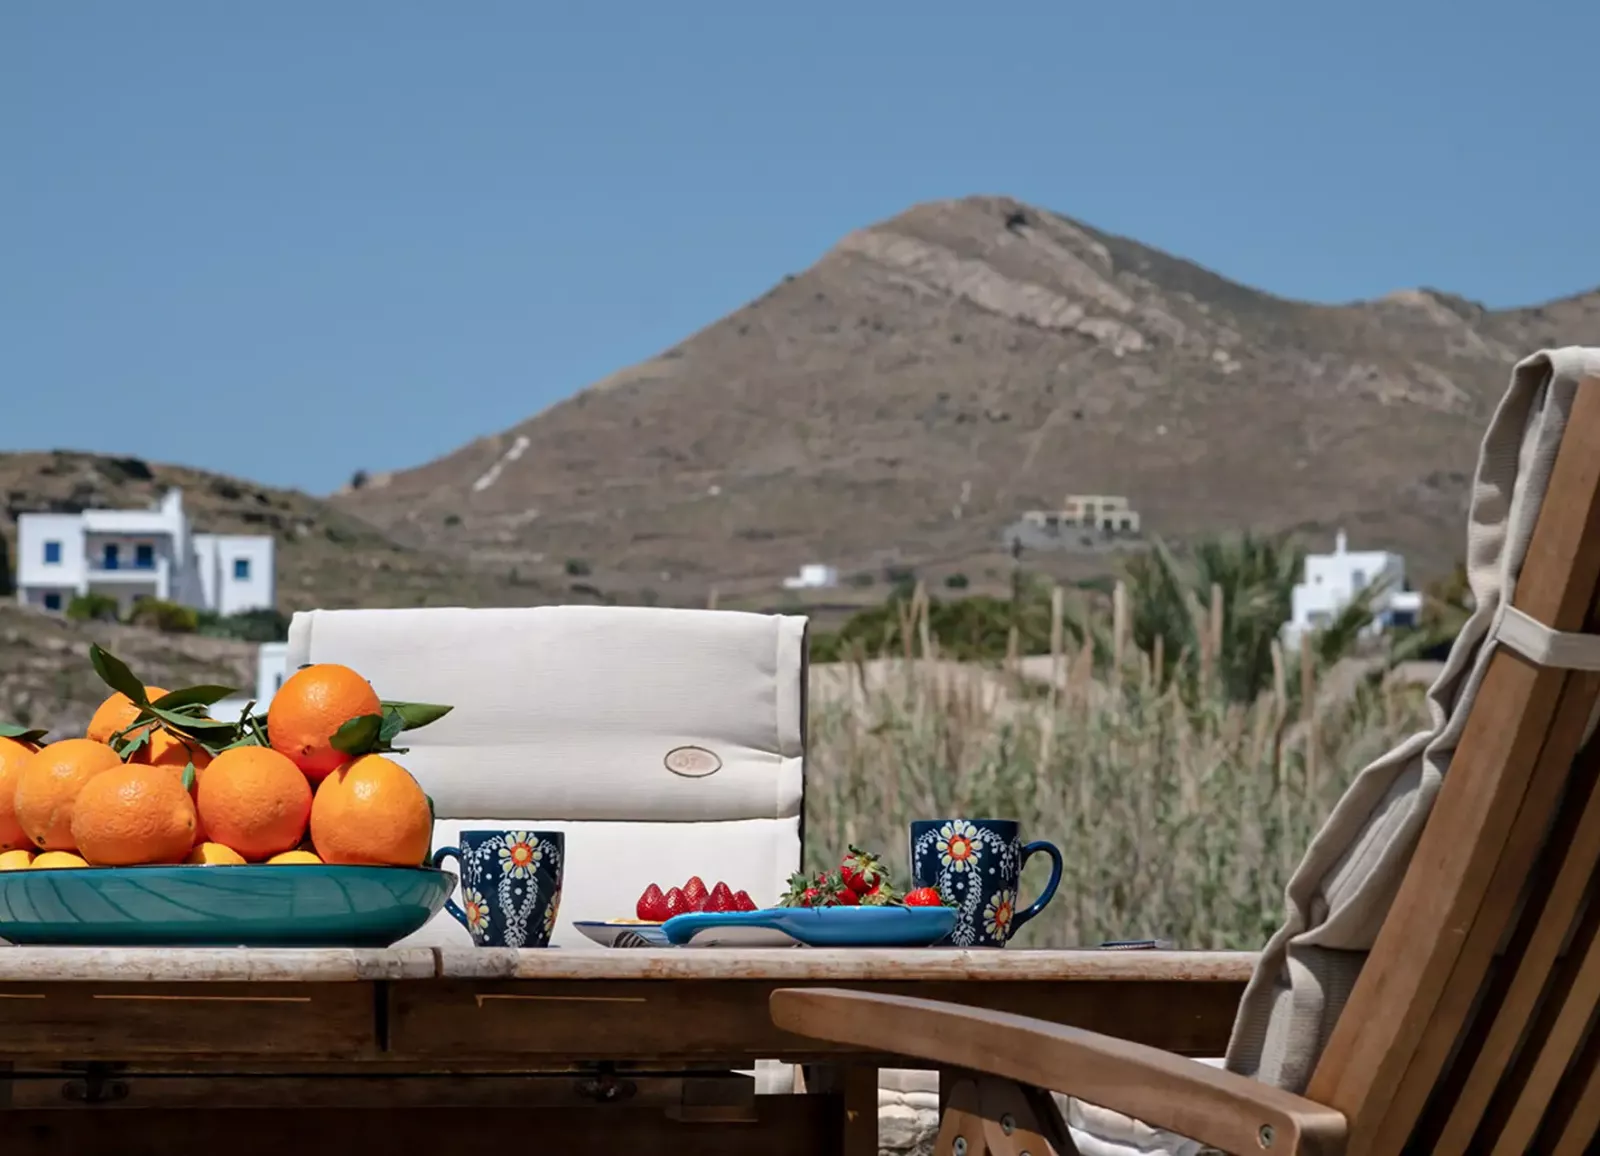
left=181, top=762, right=196, bottom=792
left=115, top=728, right=153, bottom=759
left=89, top=645, right=147, bottom=705
left=425, top=793, right=435, bottom=820
left=378, top=708, right=407, bottom=745
left=330, top=714, right=383, bottom=756
left=140, top=706, right=239, bottom=736
left=150, top=686, right=238, bottom=711
left=0, top=722, right=49, bottom=745
left=379, top=701, right=453, bottom=731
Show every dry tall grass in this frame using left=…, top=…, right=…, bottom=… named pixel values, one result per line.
left=803, top=584, right=1432, bottom=950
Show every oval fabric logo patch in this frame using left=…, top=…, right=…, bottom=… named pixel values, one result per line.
left=664, top=745, right=722, bottom=778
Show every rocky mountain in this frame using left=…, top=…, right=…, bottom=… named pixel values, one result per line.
left=335, top=195, right=1600, bottom=600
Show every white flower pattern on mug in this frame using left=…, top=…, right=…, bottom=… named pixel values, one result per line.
left=543, top=889, right=560, bottom=940
left=983, top=888, right=1017, bottom=942
left=462, top=887, right=490, bottom=936
left=936, top=820, right=981, bottom=872
left=497, top=832, right=542, bottom=878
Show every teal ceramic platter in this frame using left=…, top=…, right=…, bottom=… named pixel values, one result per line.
left=0, top=864, right=456, bottom=947
left=662, top=905, right=959, bottom=947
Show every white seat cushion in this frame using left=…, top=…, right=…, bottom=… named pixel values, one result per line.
left=285, top=606, right=807, bottom=946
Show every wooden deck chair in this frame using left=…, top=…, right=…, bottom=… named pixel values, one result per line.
left=770, top=348, right=1600, bottom=1156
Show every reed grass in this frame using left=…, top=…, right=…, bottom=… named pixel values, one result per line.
left=803, top=582, right=1431, bottom=949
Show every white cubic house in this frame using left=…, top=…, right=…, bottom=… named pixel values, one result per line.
left=14, top=488, right=276, bottom=618
left=1282, top=530, right=1425, bottom=651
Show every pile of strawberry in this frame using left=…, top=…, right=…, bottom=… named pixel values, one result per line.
left=779, top=845, right=949, bottom=908
left=636, top=875, right=757, bottom=921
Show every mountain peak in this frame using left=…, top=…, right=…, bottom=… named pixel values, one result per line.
left=332, top=195, right=1569, bottom=608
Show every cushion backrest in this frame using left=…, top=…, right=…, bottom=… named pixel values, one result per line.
left=284, top=605, right=808, bottom=947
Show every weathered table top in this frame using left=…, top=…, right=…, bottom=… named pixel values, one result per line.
left=0, top=946, right=1257, bottom=983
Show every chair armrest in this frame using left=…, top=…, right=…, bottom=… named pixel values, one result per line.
left=770, top=988, right=1346, bottom=1156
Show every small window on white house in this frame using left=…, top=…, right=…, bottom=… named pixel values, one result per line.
left=43, top=541, right=61, bottom=564
left=43, top=592, right=61, bottom=611
left=1352, top=569, right=1367, bottom=589
left=233, top=558, right=251, bottom=581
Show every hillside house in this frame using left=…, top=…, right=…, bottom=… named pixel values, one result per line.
left=782, top=563, right=839, bottom=590
left=1282, top=530, right=1424, bottom=650
left=1004, top=494, right=1144, bottom=551
left=14, top=488, right=276, bottom=618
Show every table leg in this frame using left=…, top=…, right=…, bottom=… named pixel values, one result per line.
left=800, top=1062, right=879, bottom=1156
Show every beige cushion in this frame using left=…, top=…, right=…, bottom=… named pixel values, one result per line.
left=285, top=605, right=807, bottom=947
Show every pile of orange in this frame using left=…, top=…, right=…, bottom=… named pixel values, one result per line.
left=0, top=664, right=433, bottom=871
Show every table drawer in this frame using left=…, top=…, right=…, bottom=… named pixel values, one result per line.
left=0, top=982, right=379, bottom=1060
left=386, top=978, right=1241, bottom=1062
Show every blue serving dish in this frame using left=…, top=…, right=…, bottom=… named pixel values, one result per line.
left=0, top=864, right=456, bottom=947
left=662, top=905, right=958, bottom=948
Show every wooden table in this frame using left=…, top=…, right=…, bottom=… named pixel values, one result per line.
left=0, top=947, right=1253, bottom=1155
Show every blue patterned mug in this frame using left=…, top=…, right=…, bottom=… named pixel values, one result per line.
left=910, top=818, right=1063, bottom=947
left=432, top=830, right=564, bottom=948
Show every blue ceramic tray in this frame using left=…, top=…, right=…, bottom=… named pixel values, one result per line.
left=0, top=864, right=456, bottom=947
left=662, top=905, right=958, bottom=947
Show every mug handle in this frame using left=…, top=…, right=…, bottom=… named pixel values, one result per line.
left=1010, top=840, right=1064, bottom=933
left=431, top=846, right=468, bottom=929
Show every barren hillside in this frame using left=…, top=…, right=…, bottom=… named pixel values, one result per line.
left=336, top=195, right=1599, bottom=601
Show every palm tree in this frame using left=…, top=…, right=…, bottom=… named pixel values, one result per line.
left=1118, top=533, right=1385, bottom=705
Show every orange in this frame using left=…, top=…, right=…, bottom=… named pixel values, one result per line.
left=135, top=729, right=213, bottom=840
left=267, top=849, right=322, bottom=865
left=71, top=764, right=198, bottom=866
left=196, top=747, right=312, bottom=861
left=0, top=735, right=40, bottom=851
left=268, top=664, right=381, bottom=780
left=310, top=755, right=432, bottom=867
left=0, top=849, right=34, bottom=870
left=185, top=842, right=246, bottom=865
left=31, top=850, right=88, bottom=869
left=13, top=739, right=123, bottom=851
left=136, top=729, right=213, bottom=772
left=86, top=687, right=169, bottom=745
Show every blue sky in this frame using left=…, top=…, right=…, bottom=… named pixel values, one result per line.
left=4, top=0, right=1596, bottom=495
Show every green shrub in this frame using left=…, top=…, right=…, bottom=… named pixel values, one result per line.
left=197, top=607, right=290, bottom=642
left=943, top=573, right=970, bottom=590
left=125, top=599, right=198, bottom=634
left=67, top=592, right=121, bottom=623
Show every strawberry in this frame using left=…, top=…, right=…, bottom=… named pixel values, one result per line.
left=636, top=883, right=669, bottom=922
left=840, top=845, right=889, bottom=896
left=682, top=875, right=709, bottom=911
left=664, top=886, right=693, bottom=918
left=903, top=887, right=945, bottom=907
left=733, top=889, right=758, bottom=912
left=833, top=884, right=860, bottom=906
left=706, top=881, right=736, bottom=912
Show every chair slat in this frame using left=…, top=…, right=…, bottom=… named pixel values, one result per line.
left=1306, top=379, right=1600, bottom=1155
left=1424, top=735, right=1600, bottom=1153
left=1487, top=892, right=1600, bottom=1153
left=1542, top=1004, right=1600, bottom=1156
